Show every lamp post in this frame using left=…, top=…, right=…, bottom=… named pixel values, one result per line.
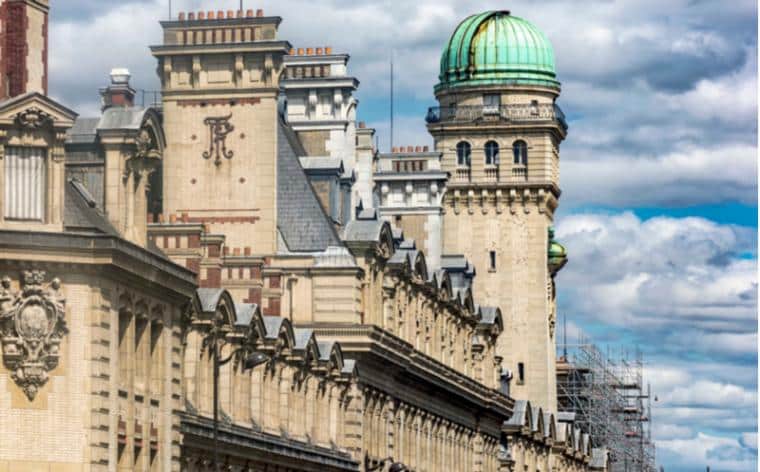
left=201, top=311, right=269, bottom=472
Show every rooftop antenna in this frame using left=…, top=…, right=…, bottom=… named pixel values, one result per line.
left=389, top=51, right=394, bottom=151
left=168, top=0, right=171, bottom=19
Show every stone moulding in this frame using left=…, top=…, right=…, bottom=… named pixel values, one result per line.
left=0, top=270, right=67, bottom=400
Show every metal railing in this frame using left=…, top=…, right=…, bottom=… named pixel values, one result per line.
left=426, top=103, right=567, bottom=129
left=137, top=90, right=162, bottom=108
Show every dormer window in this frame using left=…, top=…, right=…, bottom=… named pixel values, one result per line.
left=4, top=146, right=46, bottom=221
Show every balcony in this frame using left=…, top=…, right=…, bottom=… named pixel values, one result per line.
left=425, top=103, right=567, bottom=130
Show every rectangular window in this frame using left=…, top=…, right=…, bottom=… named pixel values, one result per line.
left=489, top=250, right=496, bottom=271
left=4, top=146, right=46, bottom=221
left=483, top=94, right=500, bottom=114
left=517, top=362, right=525, bottom=384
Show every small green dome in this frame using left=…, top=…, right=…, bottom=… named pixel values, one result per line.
left=437, top=11, right=559, bottom=92
left=548, top=227, right=567, bottom=273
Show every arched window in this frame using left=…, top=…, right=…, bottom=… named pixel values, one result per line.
left=485, top=140, right=499, bottom=166
left=513, top=140, right=528, bottom=165
left=456, top=141, right=471, bottom=167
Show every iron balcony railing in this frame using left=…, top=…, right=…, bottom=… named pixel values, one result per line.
left=425, top=103, right=567, bottom=129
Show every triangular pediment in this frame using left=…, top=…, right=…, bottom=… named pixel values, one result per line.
left=0, top=92, right=78, bottom=128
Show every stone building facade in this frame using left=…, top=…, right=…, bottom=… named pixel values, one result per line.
left=0, top=3, right=605, bottom=471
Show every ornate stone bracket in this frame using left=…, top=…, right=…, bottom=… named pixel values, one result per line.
left=0, top=271, right=67, bottom=400
left=202, top=114, right=235, bottom=166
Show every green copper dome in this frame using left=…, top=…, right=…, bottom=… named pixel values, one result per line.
left=547, top=227, right=567, bottom=273
left=437, top=11, right=560, bottom=92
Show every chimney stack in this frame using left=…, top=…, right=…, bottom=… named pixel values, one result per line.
left=100, top=68, right=135, bottom=111
left=0, top=0, right=50, bottom=100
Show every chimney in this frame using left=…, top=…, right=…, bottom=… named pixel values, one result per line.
left=0, top=0, right=50, bottom=99
left=100, top=68, right=135, bottom=111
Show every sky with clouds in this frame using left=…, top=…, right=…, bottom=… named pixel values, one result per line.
left=47, top=0, right=758, bottom=470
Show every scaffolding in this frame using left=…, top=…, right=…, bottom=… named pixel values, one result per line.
left=557, top=335, right=656, bottom=472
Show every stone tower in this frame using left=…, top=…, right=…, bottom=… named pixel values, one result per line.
left=150, top=9, right=289, bottom=255
left=0, top=0, right=49, bottom=99
left=428, top=10, right=568, bottom=411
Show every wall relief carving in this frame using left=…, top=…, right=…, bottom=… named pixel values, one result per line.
left=14, top=107, right=55, bottom=129
left=0, top=271, right=67, bottom=400
left=202, top=114, right=234, bottom=166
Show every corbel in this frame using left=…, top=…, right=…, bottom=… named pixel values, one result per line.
left=537, top=188, right=546, bottom=214
left=453, top=190, right=461, bottom=215
left=467, top=189, right=475, bottom=215
left=523, top=189, right=531, bottom=214
left=508, top=189, right=517, bottom=214
left=481, top=189, right=489, bottom=214
left=264, top=53, right=274, bottom=85
left=495, top=189, right=503, bottom=214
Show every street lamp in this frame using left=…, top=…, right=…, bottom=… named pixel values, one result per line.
left=200, top=311, right=269, bottom=472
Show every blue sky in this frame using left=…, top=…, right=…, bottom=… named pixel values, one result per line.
left=48, top=1, right=758, bottom=469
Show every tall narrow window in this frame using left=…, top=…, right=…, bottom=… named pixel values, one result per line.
left=456, top=141, right=471, bottom=167
left=4, top=146, right=46, bottom=220
left=517, top=362, right=525, bottom=384
left=118, top=309, right=132, bottom=390
left=512, top=140, right=528, bottom=165
left=489, top=250, right=496, bottom=271
left=485, top=141, right=499, bottom=166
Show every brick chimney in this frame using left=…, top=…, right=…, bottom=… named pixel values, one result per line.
left=0, top=0, right=50, bottom=99
left=100, top=68, right=135, bottom=110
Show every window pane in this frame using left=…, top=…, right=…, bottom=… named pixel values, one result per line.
left=4, top=146, right=46, bottom=220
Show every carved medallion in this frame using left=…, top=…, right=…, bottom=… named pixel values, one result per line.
left=202, top=114, right=235, bottom=166
left=14, top=107, right=54, bottom=129
left=0, top=271, right=67, bottom=400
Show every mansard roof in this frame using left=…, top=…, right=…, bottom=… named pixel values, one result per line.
left=277, top=118, right=343, bottom=252
left=64, top=179, right=119, bottom=235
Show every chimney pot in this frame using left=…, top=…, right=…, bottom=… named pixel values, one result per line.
left=392, top=146, right=398, bottom=153
left=306, top=47, right=314, bottom=55
left=188, top=12, right=195, bottom=20
left=244, top=247, right=252, bottom=256
left=217, top=10, right=225, bottom=19
left=415, top=146, right=422, bottom=152
left=246, top=9, right=254, bottom=17
left=423, top=145, right=429, bottom=152
left=256, top=9, right=264, bottom=17
left=169, top=214, right=177, bottom=224
left=325, top=46, right=332, bottom=54
left=224, top=247, right=230, bottom=256
left=178, top=11, right=185, bottom=21
left=198, top=11, right=205, bottom=20
left=236, top=10, right=243, bottom=18
left=316, top=47, right=323, bottom=55
left=227, top=10, right=234, bottom=18
left=158, top=213, right=165, bottom=223
left=181, top=212, right=189, bottom=223
left=358, top=121, right=366, bottom=128
left=297, top=48, right=304, bottom=55
left=207, top=10, right=215, bottom=19
left=233, top=248, right=241, bottom=256
left=289, top=48, right=295, bottom=55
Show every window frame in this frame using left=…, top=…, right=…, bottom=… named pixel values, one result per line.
left=512, top=140, right=528, bottom=166
left=484, top=140, right=500, bottom=166
left=456, top=141, right=471, bottom=167
left=3, top=145, right=48, bottom=222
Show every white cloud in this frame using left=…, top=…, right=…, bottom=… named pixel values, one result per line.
left=658, top=432, right=757, bottom=471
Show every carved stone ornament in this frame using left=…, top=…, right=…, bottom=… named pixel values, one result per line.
left=14, top=107, right=55, bottom=129
left=0, top=271, right=67, bottom=400
left=202, top=114, right=235, bottom=166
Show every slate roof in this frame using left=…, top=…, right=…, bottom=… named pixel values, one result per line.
left=277, top=118, right=343, bottom=252
left=66, top=117, right=100, bottom=144
left=64, top=179, right=119, bottom=235
left=505, top=399, right=529, bottom=427
left=97, top=107, right=150, bottom=131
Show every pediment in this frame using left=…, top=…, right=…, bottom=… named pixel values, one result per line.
left=0, top=92, right=78, bottom=129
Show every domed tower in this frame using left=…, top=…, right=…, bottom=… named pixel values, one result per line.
left=428, top=10, right=567, bottom=411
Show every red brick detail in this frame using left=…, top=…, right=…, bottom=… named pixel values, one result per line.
left=181, top=216, right=260, bottom=224
left=249, top=266, right=261, bottom=279
left=177, top=97, right=261, bottom=107
left=188, top=234, right=201, bottom=248
left=263, top=297, right=281, bottom=316
left=238, top=268, right=244, bottom=279
left=201, top=268, right=221, bottom=288
left=162, top=235, right=168, bottom=248
left=186, top=259, right=200, bottom=277
left=175, top=235, right=181, bottom=248
left=244, top=288, right=262, bottom=305
left=268, top=275, right=281, bottom=289
left=42, top=7, right=47, bottom=94
left=2, top=2, right=29, bottom=99
left=207, top=244, right=220, bottom=258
